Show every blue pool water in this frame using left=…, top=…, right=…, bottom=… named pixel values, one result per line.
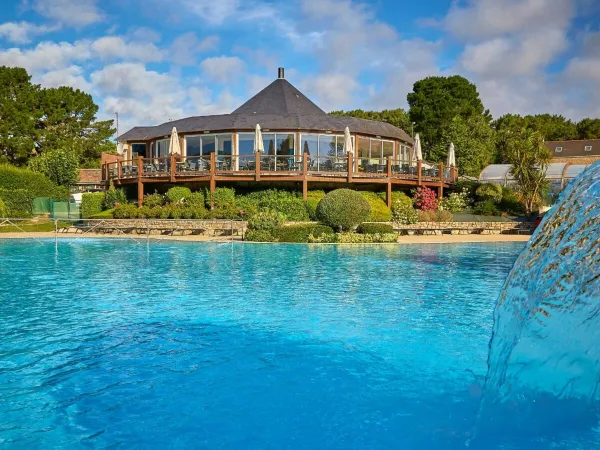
left=0, top=240, right=594, bottom=448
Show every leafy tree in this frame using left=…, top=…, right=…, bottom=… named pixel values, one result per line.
left=429, top=115, right=496, bottom=177
left=28, top=148, right=80, bottom=186
left=494, top=114, right=577, bottom=141
left=329, top=108, right=412, bottom=133
left=504, top=130, right=551, bottom=214
left=576, top=118, right=600, bottom=139
left=0, top=67, right=42, bottom=165
left=407, top=75, right=491, bottom=151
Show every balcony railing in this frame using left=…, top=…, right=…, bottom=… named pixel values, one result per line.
left=103, top=152, right=458, bottom=184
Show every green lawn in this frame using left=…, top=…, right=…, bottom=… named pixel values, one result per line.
left=0, top=221, right=70, bottom=233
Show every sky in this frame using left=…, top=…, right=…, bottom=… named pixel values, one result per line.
left=1, top=0, right=600, bottom=136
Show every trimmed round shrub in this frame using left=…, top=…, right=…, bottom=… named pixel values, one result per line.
left=360, top=192, right=392, bottom=222
left=113, top=204, right=139, bottom=219
left=166, top=187, right=192, bottom=204
left=357, top=223, right=395, bottom=234
left=475, top=184, right=503, bottom=203
left=144, top=193, right=164, bottom=208
left=316, top=189, right=370, bottom=230
left=186, top=191, right=205, bottom=207
left=248, top=210, right=286, bottom=231
left=81, top=192, right=105, bottom=218
left=245, top=229, right=276, bottom=242
left=273, top=224, right=334, bottom=243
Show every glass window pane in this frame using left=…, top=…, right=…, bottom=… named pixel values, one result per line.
left=383, top=141, right=394, bottom=161
left=301, top=134, right=318, bottom=156
left=276, top=133, right=295, bottom=155
left=185, top=136, right=200, bottom=157
left=201, top=135, right=215, bottom=155
left=370, top=139, right=382, bottom=162
left=357, top=137, right=370, bottom=167
left=131, top=143, right=146, bottom=158
left=336, top=136, right=345, bottom=156
left=216, top=134, right=232, bottom=155
left=318, top=135, right=335, bottom=157
left=263, top=133, right=276, bottom=155
left=156, top=139, right=170, bottom=157
left=238, top=133, right=255, bottom=155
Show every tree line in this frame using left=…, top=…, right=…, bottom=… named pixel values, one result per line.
left=0, top=66, right=115, bottom=185
left=332, top=75, right=600, bottom=177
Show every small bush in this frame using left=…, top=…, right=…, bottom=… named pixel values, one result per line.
left=245, top=229, right=276, bottom=242
left=190, top=206, right=206, bottom=219
left=416, top=210, right=434, bottom=222
left=153, top=206, right=170, bottom=219
left=186, top=191, right=205, bottom=207
left=387, top=191, right=413, bottom=212
left=137, top=206, right=153, bottom=218
left=104, top=181, right=127, bottom=209
left=441, top=189, right=470, bottom=213
left=0, top=188, right=34, bottom=217
left=360, top=192, right=392, bottom=222
left=113, top=204, right=139, bottom=219
left=144, top=193, right=164, bottom=208
left=392, top=202, right=418, bottom=225
left=206, top=205, right=240, bottom=219
left=243, top=189, right=309, bottom=221
left=436, top=210, right=453, bottom=222
left=81, top=192, right=104, bottom=218
left=209, top=187, right=236, bottom=208
left=166, top=186, right=192, bottom=204
left=412, top=186, right=438, bottom=211
left=273, top=224, right=334, bottom=243
left=357, top=223, right=395, bottom=234
left=168, top=206, right=184, bottom=219
left=473, top=199, right=500, bottom=216
left=453, top=180, right=480, bottom=200
left=248, top=210, right=286, bottom=231
left=316, top=189, right=371, bottom=230
left=498, top=187, right=524, bottom=216
left=475, top=184, right=503, bottom=203
left=181, top=208, right=194, bottom=219
left=235, top=196, right=259, bottom=219
left=308, top=232, right=397, bottom=243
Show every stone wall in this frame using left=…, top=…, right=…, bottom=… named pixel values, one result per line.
left=82, top=219, right=247, bottom=235
left=395, top=221, right=535, bottom=235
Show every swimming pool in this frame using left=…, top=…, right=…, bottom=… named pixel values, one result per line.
left=0, top=240, right=588, bottom=448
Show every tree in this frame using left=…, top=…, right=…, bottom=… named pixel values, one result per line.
left=28, top=148, right=80, bottom=186
left=429, top=115, right=496, bottom=177
left=503, top=129, right=551, bottom=214
left=407, top=75, right=491, bottom=151
left=0, top=66, right=115, bottom=168
left=494, top=113, right=578, bottom=141
left=0, top=67, right=42, bottom=165
left=576, top=118, right=600, bottom=139
left=329, top=108, right=412, bottom=133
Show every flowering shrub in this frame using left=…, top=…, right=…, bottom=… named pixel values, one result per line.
left=392, top=202, right=418, bottom=225
left=441, top=188, right=470, bottom=213
left=412, top=187, right=438, bottom=211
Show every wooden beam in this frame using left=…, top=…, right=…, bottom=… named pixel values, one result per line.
left=302, top=152, right=308, bottom=200
left=347, top=152, right=353, bottom=182
left=438, top=162, right=444, bottom=198
left=137, top=157, right=144, bottom=206
left=170, top=153, right=176, bottom=182
left=417, top=159, right=422, bottom=186
left=255, top=151, right=261, bottom=181
left=210, top=152, right=216, bottom=209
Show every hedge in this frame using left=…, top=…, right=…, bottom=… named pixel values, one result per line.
left=357, top=223, right=395, bottom=234
left=304, top=190, right=325, bottom=220
left=166, top=187, right=192, bottom=204
left=245, top=229, right=276, bottom=242
left=309, top=232, right=398, bottom=243
left=0, top=198, right=7, bottom=217
left=81, top=192, right=105, bottom=218
left=273, top=224, right=334, bottom=243
left=243, top=189, right=309, bottom=221
left=0, top=188, right=34, bottom=217
left=360, top=192, right=392, bottom=221
left=0, top=164, right=69, bottom=199
left=317, top=189, right=370, bottom=230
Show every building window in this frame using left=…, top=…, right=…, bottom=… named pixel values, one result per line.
left=131, top=143, right=146, bottom=158
left=156, top=139, right=170, bottom=158
left=585, top=145, right=592, bottom=151
left=184, top=134, right=232, bottom=157
left=554, top=147, right=563, bottom=153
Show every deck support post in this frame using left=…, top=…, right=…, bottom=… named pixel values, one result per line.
left=102, top=163, right=107, bottom=182
left=347, top=152, right=353, bottom=183
left=210, top=152, right=216, bottom=209
left=255, top=151, right=261, bottom=181
left=117, top=159, right=122, bottom=179
left=438, top=162, right=444, bottom=199
left=170, top=153, right=176, bottom=182
left=302, top=152, right=308, bottom=200
left=417, top=159, right=422, bottom=186
left=137, top=156, right=144, bottom=205
left=386, top=157, right=393, bottom=208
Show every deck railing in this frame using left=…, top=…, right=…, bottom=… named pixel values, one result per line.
left=103, top=152, right=458, bottom=184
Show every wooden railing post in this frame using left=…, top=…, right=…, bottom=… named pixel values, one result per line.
left=255, top=151, right=261, bottom=181
left=387, top=156, right=392, bottom=177
left=417, top=159, right=422, bottom=186
left=386, top=156, right=393, bottom=208
left=302, top=152, right=308, bottom=200
left=102, top=163, right=107, bottom=181
left=137, top=157, right=144, bottom=206
left=170, top=153, right=176, bottom=182
left=138, top=156, right=143, bottom=177
left=438, top=162, right=444, bottom=199
left=210, top=152, right=216, bottom=209
left=117, top=160, right=122, bottom=179
left=347, top=152, right=353, bottom=182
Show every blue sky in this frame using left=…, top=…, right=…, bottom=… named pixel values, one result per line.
left=1, top=0, right=599, bottom=134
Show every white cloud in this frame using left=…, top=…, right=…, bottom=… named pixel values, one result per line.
left=0, top=21, right=58, bottom=44
left=443, top=0, right=575, bottom=40
left=179, top=0, right=276, bottom=25
left=36, top=65, right=92, bottom=91
left=299, top=74, right=359, bottom=109
left=128, top=27, right=162, bottom=43
left=200, top=56, right=246, bottom=83
left=0, top=40, right=91, bottom=73
left=170, top=33, right=219, bottom=66
left=32, top=0, right=104, bottom=27
left=91, top=36, right=164, bottom=62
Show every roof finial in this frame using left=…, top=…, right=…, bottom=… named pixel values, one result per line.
left=278, top=67, right=285, bottom=79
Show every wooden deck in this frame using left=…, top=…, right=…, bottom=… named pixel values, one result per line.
left=103, top=153, right=458, bottom=207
